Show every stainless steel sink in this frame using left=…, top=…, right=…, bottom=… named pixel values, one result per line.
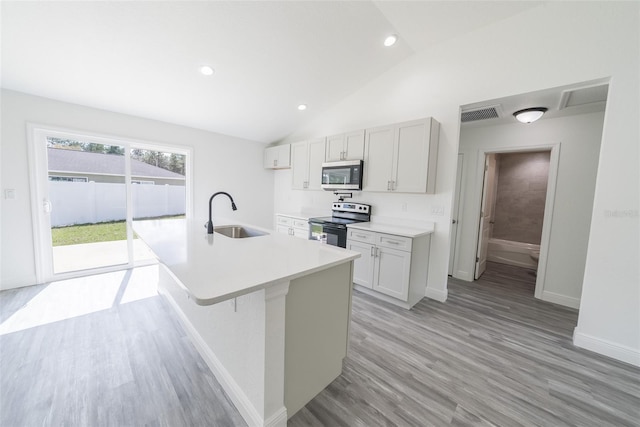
left=214, top=225, right=269, bottom=238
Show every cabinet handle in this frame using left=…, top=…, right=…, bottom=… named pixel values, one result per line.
left=387, top=181, right=391, bottom=191
left=391, top=180, right=396, bottom=191
left=273, top=159, right=277, bottom=167
left=386, top=240, right=400, bottom=245
left=355, top=233, right=367, bottom=239
left=370, top=246, right=375, bottom=257
left=376, top=247, right=380, bottom=257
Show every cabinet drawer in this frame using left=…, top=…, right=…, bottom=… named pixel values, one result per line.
left=276, top=216, right=293, bottom=226
left=376, top=233, right=412, bottom=252
left=348, top=229, right=375, bottom=243
left=292, top=219, right=308, bottom=229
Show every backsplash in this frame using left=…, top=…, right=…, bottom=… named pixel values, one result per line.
left=492, top=151, right=550, bottom=244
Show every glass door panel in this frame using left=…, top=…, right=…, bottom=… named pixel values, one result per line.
left=130, top=148, right=186, bottom=263
left=47, top=138, right=129, bottom=273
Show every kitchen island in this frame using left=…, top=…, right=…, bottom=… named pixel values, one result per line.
left=133, top=218, right=359, bottom=427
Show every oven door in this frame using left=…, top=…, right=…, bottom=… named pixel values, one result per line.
left=309, top=221, right=347, bottom=248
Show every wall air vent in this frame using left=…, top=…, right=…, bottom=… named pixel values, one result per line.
left=461, top=105, right=502, bottom=123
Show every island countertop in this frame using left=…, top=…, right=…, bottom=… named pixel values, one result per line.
left=134, top=218, right=360, bottom=306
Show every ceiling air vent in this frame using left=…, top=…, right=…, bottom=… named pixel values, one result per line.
left=461, top=105, right=502, bottom=123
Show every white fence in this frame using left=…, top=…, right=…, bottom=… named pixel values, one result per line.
left=49, top=181, right=186, bottom=227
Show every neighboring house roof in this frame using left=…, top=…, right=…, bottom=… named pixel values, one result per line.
left=47, top=148, right=185, bottom=179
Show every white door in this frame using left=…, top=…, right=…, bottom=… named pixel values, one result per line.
left=449, top=154, right=463, bottom=275
left=474, top=154, right=497, bottom=279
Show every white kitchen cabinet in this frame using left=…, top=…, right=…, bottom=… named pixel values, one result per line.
left=347, top=227, right=430, bottom=309
left=276, top=214, right=309, bottom=239
left=264, top=144, right=291, bottom=169
left=363, top=118, right=439, bottom=193
left=325, top=130, right=365, bottom=161
left=292, top=138, right=325, bottom=190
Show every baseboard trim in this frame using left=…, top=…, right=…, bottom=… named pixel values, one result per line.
left=264, top=407, right=288, bottom=427
left=425, top=286, right=448, bottom=302
left=541, top=290, right=580, bottom=309
left=573, top=329, right=640, bottom=367
left=159, top=287, right=266, bottom=427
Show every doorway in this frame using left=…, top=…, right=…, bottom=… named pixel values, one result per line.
left=474, top=145, right=559, bottom=298
left=28, top=124, right=191, bottom=283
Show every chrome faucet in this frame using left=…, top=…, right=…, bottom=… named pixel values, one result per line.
left=206, top=191, right=237, bottom=234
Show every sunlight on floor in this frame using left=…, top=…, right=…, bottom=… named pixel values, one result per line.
left=0, top=265, right=159, bottom=336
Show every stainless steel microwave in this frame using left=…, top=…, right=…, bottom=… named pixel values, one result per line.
left=321, top=160, right=364, bottom=191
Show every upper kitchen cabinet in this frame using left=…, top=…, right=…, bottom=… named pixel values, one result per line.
left=325, top=130, right=365, bottom=161
left=263, top=144, right=291, bottom=169
left=292, top=138, right=326, bottom=190
left=363, top=118, right=439, bottom=193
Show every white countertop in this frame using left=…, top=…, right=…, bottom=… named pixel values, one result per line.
left=134, top=218, right=359, bottom=306
left=347, top=221, right=435, bottom=238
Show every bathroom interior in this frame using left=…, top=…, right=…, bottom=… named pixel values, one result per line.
left=484, top=150, right=551, bottom=286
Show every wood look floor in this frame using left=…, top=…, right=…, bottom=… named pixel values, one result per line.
left=1, top=263, right=638, bottom=426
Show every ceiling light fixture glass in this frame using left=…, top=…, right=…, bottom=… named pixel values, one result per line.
left=383, top=34, right=398, bottom=47
left=513, top=107, right=547, bottom=123
left=200, top=65, right=215, bottom=76
left=297, top=104, right=307, bottom=111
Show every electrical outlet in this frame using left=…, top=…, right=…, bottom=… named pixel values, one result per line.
left=431, top=206, right=445, bottom=216
left=4, top=189, right=16, bottom=200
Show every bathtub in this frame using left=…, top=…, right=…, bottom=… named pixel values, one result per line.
left=486, top=238, right=539, bottom=270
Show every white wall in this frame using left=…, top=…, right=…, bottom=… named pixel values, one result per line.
left=1, top=90, right=274, bottom=289
left=458, top=112, right=604, bottom=308
left=275, top=2, right=639, bottom=365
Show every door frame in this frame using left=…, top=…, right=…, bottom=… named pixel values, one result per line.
left=473, top=143, right=560, bottom=299
left=26, top=122, right=193, bottom=284
left=448, top=153, right=464, bottom=276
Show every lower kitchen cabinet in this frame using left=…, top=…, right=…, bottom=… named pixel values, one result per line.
left=276, top=214, right=309, bottom=239
left=347, top=227, right=430, bottom=309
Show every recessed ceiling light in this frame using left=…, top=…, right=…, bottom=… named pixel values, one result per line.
left=383, top=34, right=398, bottom=47
left=298, top=104, right=307, bottom=111
left=199, top=65, right=214, bottom=76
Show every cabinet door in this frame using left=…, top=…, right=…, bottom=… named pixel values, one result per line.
left=373, top=246, right=411, bottom=300
left=307, top=138, right=326, bottom=190
left=348, top=240, right=375, bottom=289
left=393, top=119, right=430, bottom=193
left=291, top=141, right=309, bottom=189
left=364, top=126, right=395, bottom=192
left=276, top=224, right=291, bottom=235
left=264, top=145, right=291, bottom=169
left=276, top=144, right=291, bottom=168
left=264, top=146, right=278, bottom=168
left=344, top=130, right=365, bottom=160
left=292, top=227, right=309, bottom=239
left=325, top=134, right=345, bottom=161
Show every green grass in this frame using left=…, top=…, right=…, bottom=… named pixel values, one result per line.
left=51, top=215, right=184, bottom=246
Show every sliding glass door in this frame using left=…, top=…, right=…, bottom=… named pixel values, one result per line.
left=28, top=125, right=190, bottom=282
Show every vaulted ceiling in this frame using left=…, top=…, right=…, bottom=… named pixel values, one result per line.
left=1, top=1, right=540, bottom=143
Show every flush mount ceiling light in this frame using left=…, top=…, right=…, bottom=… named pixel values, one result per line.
left=383, top=34, right=398, bottom=47
left=513, top=107, right=547, bottom=123
left=199, top=65, right=215, bottom=76
left=297, top=104, right=307, bottom=111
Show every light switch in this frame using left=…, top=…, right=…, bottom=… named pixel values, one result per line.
left=4, top=189, right=16, bottom=200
